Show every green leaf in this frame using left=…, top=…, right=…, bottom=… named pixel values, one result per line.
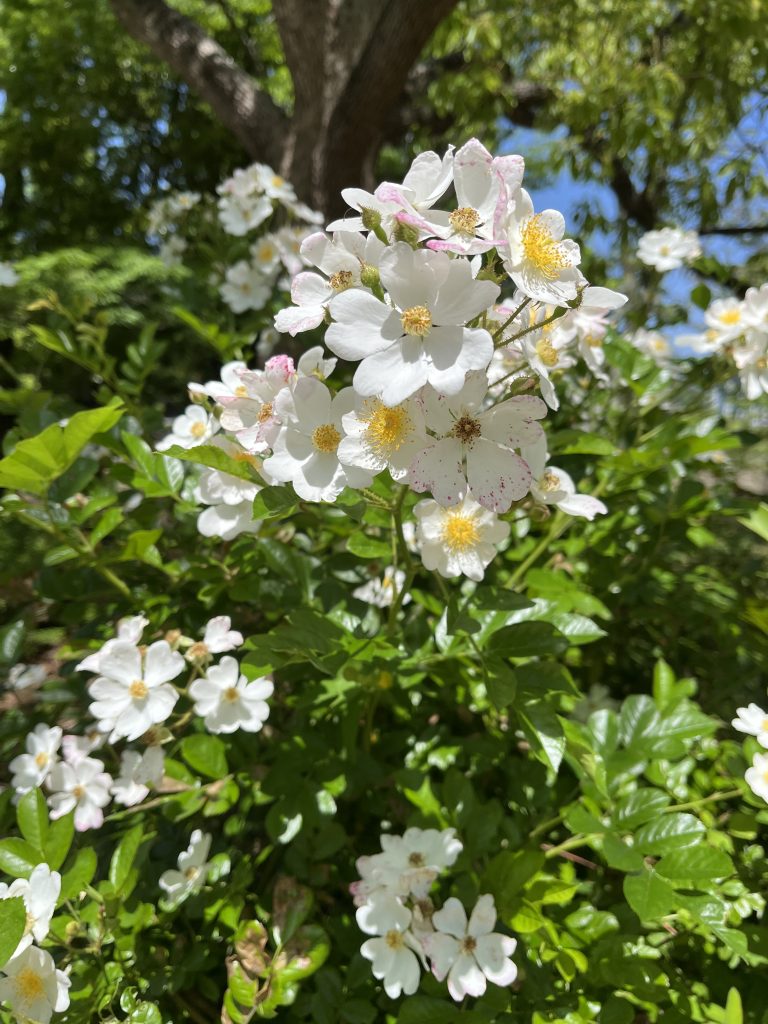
left=17, top=789, right=49, bottom=851
left=45, top=812, right=75, bottom=870
left=180, top=734, right=229, bottom=779
left=738, top=503, right=768, bottom=543
left=485, top=662, right=517, bottom=710
left=0, top=838, right=45, bottom=877
left=90, top=507, right=124, bottom=546
left=613, top=788, right=671, bottom=829
left=519, top=703, right=565, bottom=773
left=60, top=848, right=98, bottom=900
left=487, top=622, right=568, bottom=658
left=398, top=998, right=460, bottom=1024
left=623, top=871, right=678, bottom=921
left=162, top=443, right=260, bottom=482
left=0, top=620, right=25, bottom=664
left=346, top=533, right=391, bottom=559
left=602, top=833, right=645, bottom=872
left=109, top=824, right=145, bottom=894
left=655, top=846, right=734, bottom=881
left=251, top=485, right=298, bottom=520
left=725, top=988, right=743, bottom=1024
left=635, top=812, right=705, bottom=855
left=0, top=399, right=124, bottom=495
left=0, top=897, right=26, bottom=968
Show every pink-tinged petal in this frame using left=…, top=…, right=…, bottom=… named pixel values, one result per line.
left=448, top=953, right=487, bottom=1001
left=143, top=641, right=185, bottom=687
left=454, top=138, right=493, bottom=209
left=97, top=642, right=142, bottom=686
left=274, top=303, right=324, bottom=336
left=291, top=271, right=332, bottom=306
left=408, top=438, right=465, bottom=507
left=326, top=290, right=397, bottom=360
left=494, top=154, right=525, bottom=195
left=467, top=439, right=532, bottom=513
left=432, top=896, right=469, bottom=939
left=468, top=893, right=497, bottom=936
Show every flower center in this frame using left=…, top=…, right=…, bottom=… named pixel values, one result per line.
left=451, top=414, right=482, bottom=446
left=187, top=641, right=209, bottom=661
left=34, top=752, right=49, bottom=769
left=449, top=206, right=480, bottom=236
left=385, top=929, right=405, bottom=950
left=659, top=244, right=670, bottom=255
left=540, top=470, right=561, bottom=492
left=407, top=851, right=425, bottom=867
left=521, top=214, right=568, bottom=278
left=256, top=244, right=274, bottom=262
left=15, top=966, right=45, bottom=1001
left=361, top=399, right=413, bottom=456
left=536, top=337, right=559, bottom=367
left=190, top=420, right=207, bottom=438
left=401, top=305, right=432, bottom=337
left=233, top=451, right=259, bottom=467
left=312, top=424, right=341, bottom=453
left=72, top=785, right=85, bottom=799
left=461, top=936, right=478, bottom=954
left=130, top=679, right=149, bottom=699
left=719, top=309, right=741, bottom=325
left=223, top=686, right=240, bottom=703
left=271, top=175, right=285, bottom=189
left=235, top=385, right=249, bottom=397
left=258, top=402, right=274, bottom=423
left=329, top=270, right=354, bottom=291
left=441, top=512, right=480, bottom=553
left=184, top=866, right=200, bottom=881
left=585, top=333, right=602, bottom=348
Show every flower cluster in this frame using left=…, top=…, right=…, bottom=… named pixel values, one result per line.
left=636, top=226, right=702, bottom=271
left=8, top=615, right=269, bottom=832
left=681, top=283, right=768, bottom=399
left=0, top=894, right=70, bottom=1024
left=352, top=827, right=517, bottom=1002
left=733, top=702, right=768, bottom=801
left=161, top=139, right=620, bottom=580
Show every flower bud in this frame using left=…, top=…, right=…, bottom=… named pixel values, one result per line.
left=392, top=219, right=420, bottom=248
left=360, top=263, right=381, bottom=291
left=360, top=207, right=383, bottom=233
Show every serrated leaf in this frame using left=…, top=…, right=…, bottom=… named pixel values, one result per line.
left=163, top=443, right=260, bottom=482
left=635, top=812, right=705, bottom=855
left=0, top=897, right=26, bottom=968
left=487, top=621, right=568, bottom=658
left=624, top=871, right=677, bottom=921
left=109, top=824, right=145, bottom=894
left=656, top=846, right=734, bottom=881
left=0, top=838, right=45, bottom=877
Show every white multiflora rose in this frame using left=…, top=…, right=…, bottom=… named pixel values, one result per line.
left=351, top=827, right=463, bottom=905
left=413, top=495, right=510, bottom=582
left=0, top=864, right=61, bottom=958
left=353, top=567, right=410, bottom=609
left=7, top=663, right=47, bottom=690
left=326, top=242, right=499, bottom=406
left=732, top=704, right=768, bottom=748
left=9, top=724, right=62, bottom=795
left=159, top=829, right=213, bottom=903
left=636, top=226, right=701, bottom=271
left=189, top=360, right=248, bottom=402
left=522, top=437, right=608, bottom=520
left=217, top=193, right=272, bottom=236
left=156, top=404, right=219, bottom=452
left=87, top=640, right=184, bottom=741
left=425, top=895, right=517, bottom=1002
left=111, top=746, right=165, bottom=807
left=198, top=500, right=261, bottom=541
left=217, top=365, right=290, bottom=453
left=502, top=189, right=584, bottom=305
left=262, top=378, right=373, bottom=502
left=193, top=437, right=263, bottom=541
left=220, top=260, right=272, bottom=313
left=338, top=393, right=428, bottom=481
left=0, top=945, right=70, bottom=1024
left=356, top=895, right=426, bottom=999
left=425, top=137, right=524, bottom=255
left=732, top=338, right=768, bottom=399
left=631, top=328, right=672, bottom=363
left=743, top=283, right=768, bottom=338
left=409, top=374, right=546, bottom=512
left=745, top=752, right=768, bottom=803
left=47, top=756, right=112, bottom=831
left=189, top=656, right=273, bottom=734
left=76, top=615, right=149, bottom=675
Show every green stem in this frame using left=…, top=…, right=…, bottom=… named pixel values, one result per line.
left=492, top=297, right=531, bottom=344
left=663, top=787, right=742, bottom=813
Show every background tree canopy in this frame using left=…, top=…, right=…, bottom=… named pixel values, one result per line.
left=2, top=0, right=768, bottom=275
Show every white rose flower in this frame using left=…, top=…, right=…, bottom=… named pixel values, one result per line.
left=637, top=226, right=701, bottom=271
left=198, top=500, right=261, bottom=541
left=217, top=366, right=290, bottom=454
left=409, top=374, right=546, bottom=513
left=522, top=437, right=608, bottom=520
left=87, top=640, right=184, bottom=742
left=111, top=746, right=165, bottom=807
left=0, top=864, right=61, bottom=958
left=76, top=615, right=150, bottom=675
left=0, top=945, right=70, bottom=1024
left=356, top=895, right=425, bottom=999
left=351, top=827, right=463, bottom=905
left=262, top=378, right=373, bottom=502
left=733, top=704, right=768, bottom=747
left=425, top=894, right=517, bottom=1002
left=220, top=260, right=272, bottom=313
left=47, top=756, right=112, bottom=831
left=631, top=328, right=672, bottom=363
left=413, top=495, right=510, bottom=582
left=159, top=829, right=213, bottom=903
left=156, top=404, right=219, bottom=452
left=338, top=393, right=428, bottom=481
left=9, top=725, right=62, bottom=795
left=7, top=663, right=47, bottom=690
left=189, top=360, right=248, bottom=402
left=745, top=751, right=768, bottom=803
left=502, top=189, right=584, bottom=306
left=732, top=339, right=768, bottom=400
left=189, top=656, right=273, bottom=734
left=353, top=567, right=410, bottom=609
left=200, top=616, right=244, bottom=655
left=326, top=242, right=499, bottom=406
left=218, top=193, right=272, bottom=236
left=250, top=234, right=282, bottom=275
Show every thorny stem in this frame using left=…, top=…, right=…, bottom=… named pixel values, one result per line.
left=491, top=297, right=532, bottom=343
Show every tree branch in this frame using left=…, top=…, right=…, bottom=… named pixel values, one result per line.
left=108, top=0, right=287, bottom=167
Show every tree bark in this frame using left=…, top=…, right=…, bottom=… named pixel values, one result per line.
left=109, top=0, right=460, bottom=215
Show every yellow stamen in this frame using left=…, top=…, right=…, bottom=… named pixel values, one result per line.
left=521, top=214, right=569, bottom=279
left=401, top=305, right=432, bottom=337
left=223, top=686, right=240, bottom=703
left=385, top=929, right=405, bottom=950
left=719, top=309, right=741, bottom=325
left=329, top=270, right=354, bottom=291
left=360, top=399, right=413, bottom=456
left=190, top=420, right=207, bottom=438
left=34, top=752, right=49, bottom=769
left=540, top=470, right=561, bottom=492
left=15, top=966, right=45, bottom=1001
left=129, top=679, right=149, bottom=699
left=441, top=512, right=480, bottom=553
left=536, top=338, right=559, bottom=367
left=451, top=414, right=482, bottom=445
left=449, top=206, right=480, bottom=236
left=312, top=424, right=341, bottom=453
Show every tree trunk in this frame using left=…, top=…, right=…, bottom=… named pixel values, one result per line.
left=108, top=0, right=459, bottom=216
